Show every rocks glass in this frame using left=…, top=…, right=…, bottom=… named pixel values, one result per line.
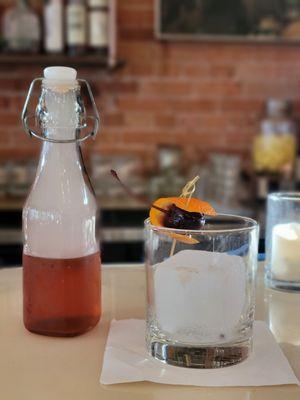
left=145, top=215, right=258, bottom=368
left=265, top=192, right=300, bottom=292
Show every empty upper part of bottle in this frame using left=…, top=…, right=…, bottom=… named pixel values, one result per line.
left=23, top=67, right=98, bottom=259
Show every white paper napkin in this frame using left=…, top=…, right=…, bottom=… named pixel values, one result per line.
left=100, top=319, right=299, bottom=387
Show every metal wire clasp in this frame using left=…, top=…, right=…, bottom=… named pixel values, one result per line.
left=21, top=78, right=100, bottom=144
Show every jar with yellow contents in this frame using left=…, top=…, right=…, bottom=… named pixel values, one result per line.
left=253, top=100, right=297, bottom=174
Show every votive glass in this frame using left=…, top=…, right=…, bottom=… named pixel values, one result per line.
left=265, top=192, right=300, bottom=292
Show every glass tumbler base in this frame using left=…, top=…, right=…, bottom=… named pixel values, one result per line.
left=266, top=276, right=300, bottom=292
left=149, top=338, right=251, bottom=368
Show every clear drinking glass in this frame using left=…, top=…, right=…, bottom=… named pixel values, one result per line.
left=265, top=192, right=300, bottom=292
left=145, top=215, right=258, bottom=368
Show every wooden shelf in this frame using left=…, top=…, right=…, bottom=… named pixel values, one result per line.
left=0, top=53, right=123, bottom=70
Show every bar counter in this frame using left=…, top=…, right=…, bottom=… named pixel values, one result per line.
left=0, top=264, right=299, bottom=400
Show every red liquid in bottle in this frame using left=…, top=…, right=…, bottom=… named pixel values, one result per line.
left=23, top=252, right=101, bottom=337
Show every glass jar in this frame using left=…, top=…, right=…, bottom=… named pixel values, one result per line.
left=265, top=192, right=300, bottom=292
left=253, top=99, right=296, bottom=174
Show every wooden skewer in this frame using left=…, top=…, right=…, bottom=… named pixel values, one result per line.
left=169, top=238, right=177, bottom=257
left=169, top=176, right=199, bottom=257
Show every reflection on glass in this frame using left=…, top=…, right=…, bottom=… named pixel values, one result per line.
left=267, top=289, right=300, bottom=346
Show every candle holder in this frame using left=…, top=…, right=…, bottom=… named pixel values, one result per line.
left=145, top=215, right=258, bottom=368
left=265, top=192, right=300, bottom=292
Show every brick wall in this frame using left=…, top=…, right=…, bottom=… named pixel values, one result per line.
left=1, top=0, right=300, bottom=171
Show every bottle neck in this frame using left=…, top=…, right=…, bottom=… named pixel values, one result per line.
left=37, top=84, right=83, bottom=142
left=44, top=128, right=79, bottom=141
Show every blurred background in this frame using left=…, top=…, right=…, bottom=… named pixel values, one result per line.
left=1, top=0, right=300, bottom=265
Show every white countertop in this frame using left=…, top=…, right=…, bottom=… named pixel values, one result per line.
left=0, top=264, right=299, bottom=400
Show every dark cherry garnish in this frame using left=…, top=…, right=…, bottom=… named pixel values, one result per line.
left=163, top=204, right=205, bottom=229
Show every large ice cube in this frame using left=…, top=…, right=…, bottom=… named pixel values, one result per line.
left=154, top=249, right=246, bottom=343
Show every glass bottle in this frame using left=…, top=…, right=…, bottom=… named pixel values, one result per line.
left=44, top=0, right=64, bottom=53
left=22, top=67, right=101, bottom=337
left=66, top=0, right=87, bottom=55
left=88, top=0, right=109, bottom=55
left=2, top=0, right=41, bottom=53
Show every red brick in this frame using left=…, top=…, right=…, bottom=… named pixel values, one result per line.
left=118, top=0, right=152, bottom=10
left=118, top=8, right=154, bottom=29
left=102, top=113, right=125, bottom=126
left=240, top=81, right=295, bottom=98
left=117, top=97, right=169, bottom=112
left=96, top=80, right=139, bottom=94
left=121, top=62, right=158, bottom=77
left=118, top=41, right=164, bottom=65
left=89, top=131, right=123, bottom=147
left=0, top=96, right=11, bottom=109
left=221, top=99, right=263, bottom=113
left=0, top=79, right=19, bottom=92
left=170, top=99, right=218, bottom=112
left=194, top=81, right=241, bottom=97
left=210, top=65, right=236, bottom=79
left=124, top=112, right=155, bottom=128
left=122, top=131, right=175, bottom=145
left=0, top=113, right=21, bottom=127
left=0, top=129, right=14, bottom=147
left=141, top=80, right=195, bottom=97
left=155, top=114, right=176, bottom=128
left=11, top=129, right=40, bottom=148
left=118, top=29, right=153, bottom=41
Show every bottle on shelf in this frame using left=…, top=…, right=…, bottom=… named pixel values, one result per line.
left=66, top=0, right=87, bottom=55
left=2, top=0, right=41, bottom=53
left=252, top=99, right=297, bottom=202
left=22, top=66, right=101, bottom=337
left=253, top=99, right=296, bottom=176
left=44, top=0, right=64, bottom=53
left=88, top=0, right=109, bottom=55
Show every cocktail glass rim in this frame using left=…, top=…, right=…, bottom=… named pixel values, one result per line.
left=144, top=213, right=258, bottom=235
left=268, top=192, right=300, bottom=202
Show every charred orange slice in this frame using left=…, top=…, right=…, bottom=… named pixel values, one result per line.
left=150, top=197, right=216, bottom=226
left=150, top=197, right=216, bottom=244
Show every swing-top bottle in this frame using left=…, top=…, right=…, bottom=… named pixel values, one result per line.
left=22, top=66, right=101, bottom=336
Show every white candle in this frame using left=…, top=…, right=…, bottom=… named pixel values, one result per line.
left=271, top=223, right=300, bottom=281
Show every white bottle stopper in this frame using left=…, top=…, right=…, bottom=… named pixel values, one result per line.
left=44, top=66, right=77, bottom=80
left=43, top=66, right=78, bottom=91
